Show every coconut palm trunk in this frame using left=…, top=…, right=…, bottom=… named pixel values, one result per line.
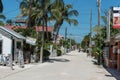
left=28, top=0, right=33, bottom=27
left=40, top=18, right=45, bottom=63
left=40, top=0, right=45, bottom=63
left=55, top=25, right=60, bottom=44
left=45, top=15, right=49, bottom=40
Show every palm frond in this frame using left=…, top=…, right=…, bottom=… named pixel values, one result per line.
left=66, top=4, right=73, bottom=9
left=68, top=10, right=79, bottom=16
left=65, top=18, right=78, bottom=26
left=51, top=9, right=62, bottom=21
left=20, top=1, right=28, bottom=9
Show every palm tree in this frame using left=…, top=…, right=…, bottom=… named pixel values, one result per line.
left=31, top=0, right=52, bottom=63
left=19, top=0, right=50, bottom=63
left=50, top=0, right=79, bottom=43
left=19, top=0, right=78, bottom=62
left=32, top=0, right=51, bottom=38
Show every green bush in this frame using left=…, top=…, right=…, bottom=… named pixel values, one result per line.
left=43, top=49, right=50, bottom=60
left=57, top=49, right=62, bottom=56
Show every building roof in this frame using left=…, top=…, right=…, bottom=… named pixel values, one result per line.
left=5, top=25, right=27, bottom=29
left=5, top=25, right=53, bottom=32
left=0, top=26, right=26, bottom=40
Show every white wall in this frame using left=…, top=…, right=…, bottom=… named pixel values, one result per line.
left=2, top=35, right=12, bottom=56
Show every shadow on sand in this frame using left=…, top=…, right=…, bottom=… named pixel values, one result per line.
left=91, top=60, right=98, bottom=65
left=104, top=68, right=120, bottom=80
left=46, top=58, right=70, bottom=63
left=91, top=59, right=120, bottom=79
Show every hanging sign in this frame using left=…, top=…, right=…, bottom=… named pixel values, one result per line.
left=26, top=37, right=36, bottom=45
left=113, top=7, right=120, bottom=28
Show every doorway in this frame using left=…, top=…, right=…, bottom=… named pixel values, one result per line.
left=0, top=40, right=2, bottom=54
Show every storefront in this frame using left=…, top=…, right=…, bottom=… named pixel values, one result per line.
left=0, top=26, right=25, bottom=64
left=108, top=33, right=120, bottom=72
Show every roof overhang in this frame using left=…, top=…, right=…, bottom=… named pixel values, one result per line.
left=0, top=26, right=26, bottom=40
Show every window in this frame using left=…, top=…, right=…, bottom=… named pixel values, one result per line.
left=16, top=41, right=21, bottom=49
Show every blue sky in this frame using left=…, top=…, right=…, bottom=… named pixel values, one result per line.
left=2, top=0, right=120, bottom=43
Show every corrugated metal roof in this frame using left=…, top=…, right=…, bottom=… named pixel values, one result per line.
left=0, top=26, right=26, bottom=40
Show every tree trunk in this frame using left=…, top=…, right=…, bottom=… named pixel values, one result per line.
left=40, top=18, right=45, bottom=63
left=28, top=0, right=33, bottom=27
left=45, top=15, right=49, bottom=40
left=54, top=26, right=60, bottom=49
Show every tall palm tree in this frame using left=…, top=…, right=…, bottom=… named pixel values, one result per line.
left=50, top=0, right=79, bottom=42
left=19, top=0, right=78, bottom=62
left=24, top=0, right=51, bottom=63
left=19, top=0, right=50, bottom=62
left=32, top=0, right=51, bottom=39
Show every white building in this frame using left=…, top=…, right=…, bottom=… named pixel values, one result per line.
left=0, top=26, right=25, bottom=63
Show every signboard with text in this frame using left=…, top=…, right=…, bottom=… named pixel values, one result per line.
left=26, top=37, right=36, bottom=45
left=113, top=7, right=120, bottom=28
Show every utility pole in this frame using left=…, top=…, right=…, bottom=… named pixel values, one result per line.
left=97, top=0, right=101, bottom=34
left=89, top=8, right=92, bottom=56
left=107, top=10, right=111, bottom=42
left=97, top=0, right=101, bottom=65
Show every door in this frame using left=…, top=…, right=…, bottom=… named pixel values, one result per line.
left=0, top=40, right=2, bottom=54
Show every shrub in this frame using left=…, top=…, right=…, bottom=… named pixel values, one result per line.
left=57, top=49, right=62, bottom=56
